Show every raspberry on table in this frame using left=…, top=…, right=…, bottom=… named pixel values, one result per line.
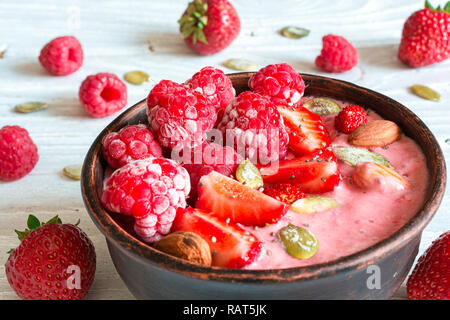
left=186, top=66, right=235, bottom=110
left=217, top=91, right=289, bottom=164
left=315, top=34, right=358, bottom=73
left=0, top=125, right=39, bottom=181
left=79, top=73, right=128, bottom=118
left=248, top=63, right=305, bottom=107
left=102, top=124, right=163, bottom=169
left=101, top=157, right=191, bottom=243
left=334, top=105, right=367, bottom=134
left=38, top=36, right=83, bottom=76
left=147, top=80, right=217, bottom=150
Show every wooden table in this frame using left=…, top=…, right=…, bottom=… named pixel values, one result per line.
left=0, top=0, right=448, bottom=300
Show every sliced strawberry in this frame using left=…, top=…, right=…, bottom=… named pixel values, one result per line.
left=196, top=171, right=288, bottom=226
left=172, top=207, right=262, bottom=269
left=258, top=149, right=341, bottom=193
left=263, top=183, right=306, bottom=204
left=278, top=105, right=331, bottom=156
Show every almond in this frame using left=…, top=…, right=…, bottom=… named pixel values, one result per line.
left=154, top=231, right=212, bottom=266
left=353, top=162, right=409, bottom=192
left=348, top=120, right=401, bottom=147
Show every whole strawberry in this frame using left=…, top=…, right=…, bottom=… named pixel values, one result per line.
left=5, top=215, right=96, bottom=300
left=178, top=0, right=240, bottom=55
left=407, top=231, right=450, bottom=300
left=398, top=1, right=450, bottom=68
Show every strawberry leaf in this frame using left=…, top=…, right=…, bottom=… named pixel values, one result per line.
left=444, top=1, right=450, bottom=12
left=27, top=214, right=41, bottom=230
left=425, top=0, right=434, bottom=10
left=45, top=215, right=62, bottom=225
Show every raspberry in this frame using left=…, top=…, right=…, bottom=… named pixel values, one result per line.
left=0, top=126, right=39, bottom=181
left=38, top=36, right=83, bottom=76
left=101, top=158, right=190, bottom=243
left=315, top=35, right=358, bottom=73
left=263, top=183, right=306, bottom=205
left=334, top=105, right=367, bottom=134
left=186, top=66, right=235, bottom=110
left=102, top=124, right=163, bottom=169
left=147, top=80, right=216, bottom=149
left=248, top=63, right=305, bottom=107
left=79, top=73, right=127, bottom=118
left=217, top=91, right=289, bottom=164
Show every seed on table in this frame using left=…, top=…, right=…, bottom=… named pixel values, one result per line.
left=63, top=164, right=82, bottom=180
left=279, top=26, right=310, bottom=39
left=410, top=84, right=440, bottom=101
left=14, top=102, right=48, bottom=113
left=124, top=71, right=150, bottom=85
left=223, top=58, right=257, bottom=71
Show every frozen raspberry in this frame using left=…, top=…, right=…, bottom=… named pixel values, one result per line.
left=79, top=73, right=127, bottom=118
left=101, top=158, right=191, bottom=243
left=39, top=36, right=83, bottom=76
left=0, top=126, right=39, bottom=181
left=102, top=124, right=163, bottom=169
left=147, top=80, right=216, bottom=149
left=217, top=91, right=289, bottom=164
left=248, top=63, right=305, bottom=107
left=315, top=35, right=358, bottom=73
left=334, top=105, right=367, bottom=134
left=185, top=66, right=235, bottom=110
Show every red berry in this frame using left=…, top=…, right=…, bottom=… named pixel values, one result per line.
left=179, top=0, right=240, bottom=55
left=147, top=80, right=217, bottom=149
left=315, top=35, right=358, bottom=73
left=5, top=219, right=96, bottom=300
left=79, top=73, right=127, bottom=118
left=0, top=125, right=39, bottom=181
left=334, top=105, right=367, bottom=134
left=102, top=124, right=162, bottom=169
left=278, top=105, right=331, bottom=156
left=263, top=183, right=306, bottom=205
left=259, top=149, right=341, bottom=194
left=186, top=66, right=235, bottom=110
left=101, top=158, right=191, bottom=243
left=38, top=36, right=83, bottom=76
left=172, top=207, right=262, bottom=268
left=196, top=171, right=288, bottom=227
left=217, top=91, right=289, bottom=164
left=398, top=6, right=450, bottom=68
left=407, top=231, right=450, bottom=300
left=248, top=63, right=305, bottom=107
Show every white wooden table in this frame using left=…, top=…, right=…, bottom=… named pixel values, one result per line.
left=0, top=0, right=448, bottom=300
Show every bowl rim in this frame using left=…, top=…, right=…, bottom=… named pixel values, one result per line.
left=81, top=72, right=446, bottom=284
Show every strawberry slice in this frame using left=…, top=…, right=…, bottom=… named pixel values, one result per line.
left=172, top=207, right=262, bottom=269
left=278, top=105, right=331, bottom=156
left=196, top=171, right=288, bottom=226
left=259, top=149, right=341, bottom=193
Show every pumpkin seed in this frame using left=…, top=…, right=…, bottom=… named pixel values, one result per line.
left=303, top=97, right=341, bottom=115
left=410, top=85, right=440, bottom=101
left=280, top=26, right=310, bottom=39
left=279, top=224, right=318, bottom=259
left=235, top=159, right=263, bottom=189
left=334, top=146, right=392, bottom=168
left=63, top=164, right=82, bottom=180
left=223, top=59, right=257, bottom=71
left=291, top=196, right=339, bottom=214
left=14, top=102, right=48, bottom=113
left=124, top=71, right=150, bottom=85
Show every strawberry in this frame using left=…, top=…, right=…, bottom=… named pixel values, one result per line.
left=407, top=231, right=450, bottom=300
left=334, top=105, right=367, bottom=134
left=5, top=215, right=96, bottom=300
left=398, top=1, right=450, bottom=68
left=258, top=149, right=341, bottom=194
left=277, top=105, right=331, bottom=156
left=172, top=207, right=262, bottom=268
left=263, top=183, right=306, bottom=204
left=196, top=171, right=288, bottom=226
left=178, top=0, right=241, bottom=55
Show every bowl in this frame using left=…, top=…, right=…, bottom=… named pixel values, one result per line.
left=81, top=73, right=446, bottom=299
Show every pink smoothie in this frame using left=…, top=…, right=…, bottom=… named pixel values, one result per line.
left=244, top=102, right=429, bottom=270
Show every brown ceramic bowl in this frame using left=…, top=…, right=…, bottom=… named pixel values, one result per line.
left=81, top=73, right=446, bottom=300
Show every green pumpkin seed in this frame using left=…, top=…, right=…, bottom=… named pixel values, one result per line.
left=334, top=146, right=392, bottom=168
left=124, top=71, right=150, bottom=85
left=410, top=85, right=440, bottom=101
left=291, top=196, right=339, bottom=214
left=303, top=97, right=341, bottom=115
left=63, top=164, right=82, bottom=180
left=14, top=102, right=48, bottom=113
left=280, top=26, right=310, bottom=39
left=236, top=159, right=263, bottom=189
left=223, top=59, right=257, bottom=71
left=279, top=224, right=318, bottom=259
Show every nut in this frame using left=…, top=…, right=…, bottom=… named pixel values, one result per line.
left=153, top=231, right=212, bottom=266
left=353, top=162, right=409, bottom=192
left=348, top=120, right=401, bottom=148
